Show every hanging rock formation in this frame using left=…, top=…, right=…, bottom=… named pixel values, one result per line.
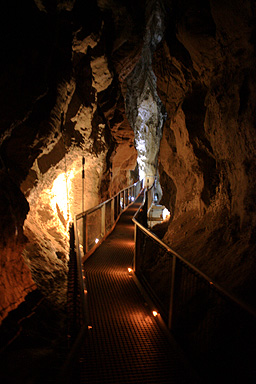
left=126, top=0, right=166, bottom=181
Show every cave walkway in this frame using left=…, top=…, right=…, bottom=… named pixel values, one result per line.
left=78, top=197, right=198, bottom=384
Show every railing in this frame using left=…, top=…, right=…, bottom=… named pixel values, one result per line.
left=146, top=182, right=155, bottom=215
left=60, top=223, right=89, bottom=384
left=72, top=179, right=142, bottom=329
left=75, top=180, right=142, bottom=262
left=67, top=223, right=87, bottom=338
left=60, top=180, right=143, bottom=383
left=133, top=190, right=256, bottom=383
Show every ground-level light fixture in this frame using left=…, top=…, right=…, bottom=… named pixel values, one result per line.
left=95, top=238, right=99, bottom=244
left=152, top=311, right=158, bottom=317
left=128, top=268, right=133, bottom=273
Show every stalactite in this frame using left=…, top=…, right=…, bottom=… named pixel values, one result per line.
left=125, top=0, right=166, bottom=181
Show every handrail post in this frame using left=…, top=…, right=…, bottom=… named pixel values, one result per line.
left=133, top=223, right=137, bottom=271
left=143, top=190, right=148, bottom=227
left=83, top=214, right=88, bottom=254
left=111, top=198, right=114, bottom=227
left=114, top=195, right=117, bottom=221
left=101, top=203, right=106, bottom=238
left=168, top=255, right=176, bottom=330
left=168, top=255, right=182, bottom=331
left=121, top=191, right=123, bottom=210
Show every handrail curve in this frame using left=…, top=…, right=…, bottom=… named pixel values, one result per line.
left=132, top=189, right=256, bottom=382
left=76, top=180, right=143, bottom=262
left=133, top=197, right=256, bottom=318
left=133, top=189, right=256, bottom=321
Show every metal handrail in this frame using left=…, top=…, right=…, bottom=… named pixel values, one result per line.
left=146, top=183, right=155, bottom=213
left=73, top=220, right=88, bottom=325
left=72, top=180, right=142, bottom=325
left=73, top=178, right=143, bottom=327
left=76, top=185, right=138, bottom=219
left=133, top=189, right=256, bottom=322
left=60, top=179, right=143, bottom=383
left=75, top=180, right=143, bottom=262
left=132, top=189, right=256, bottom=381
left=73, top=178, right=142, bottom=321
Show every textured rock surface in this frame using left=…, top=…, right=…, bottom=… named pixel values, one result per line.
left=0, top=2, right=256, bottom=383
left=153, top=0, right=256, bottom=301
left=126, top=0, right=166, bottom=180
left=0, top=0, right=138, bottom=324
left=0, top=0, right=255, bottom=327
left=0, top=173, right=36, bottom=322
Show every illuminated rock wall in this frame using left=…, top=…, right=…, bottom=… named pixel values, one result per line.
left=153, top=0, right=256, bottom=299
left=20, top=5, right=138, bottom=309
left=126, top=0, right=166, bottom=181
left=0, top=0, right=137, bottom=323
left=1, top=0, right=255, bottom=324
left=0, top=174, right=36, bottom=323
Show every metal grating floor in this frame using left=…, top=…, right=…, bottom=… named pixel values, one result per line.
left=79, top=199, right=198, bottom=383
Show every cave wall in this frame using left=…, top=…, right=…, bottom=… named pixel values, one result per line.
left=0, top=173, right=37, bottom=323
left=125, top=0, right=166, bottom=180
left=154, top=0, right=256, bottom=299
left=1, top=0, right=256, bottom=324
left=0, top=0, right=140, bottom=324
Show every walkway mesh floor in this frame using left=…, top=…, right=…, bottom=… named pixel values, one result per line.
left=79, top=199, right=198, bottom=383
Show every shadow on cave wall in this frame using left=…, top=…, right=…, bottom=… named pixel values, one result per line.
left=182, top=85, right=219, bottom=207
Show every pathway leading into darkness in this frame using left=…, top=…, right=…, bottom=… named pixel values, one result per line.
left=79, top=198, right=199, bottom=383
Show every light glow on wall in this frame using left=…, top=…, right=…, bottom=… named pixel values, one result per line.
left=50, top=170, right=74, bottom=225
left=135, top=92, right=162, bottom=181
left=139, top=168, right=146, bottom=181
left=162, top=208, right=170, bottom=221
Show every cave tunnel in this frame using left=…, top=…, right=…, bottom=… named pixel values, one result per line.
left=0, top=0, right=256, bottom=383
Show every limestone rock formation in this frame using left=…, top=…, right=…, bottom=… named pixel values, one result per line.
left=0, top=0, right=138, bottom=324
left=0, top=0, right=255, bottom=327
left=0, top=173, right=36, bottom=322
left=126, top=0, right=166, bottom=181
left=153, top=0, right=256, bottom=300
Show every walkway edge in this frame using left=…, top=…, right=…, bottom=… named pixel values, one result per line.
left=131, top=271, right=202, bottom=383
